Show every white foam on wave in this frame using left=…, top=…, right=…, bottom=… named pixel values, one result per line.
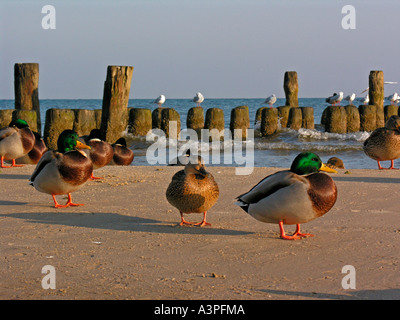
left=297, top=128, right=370, bottom=142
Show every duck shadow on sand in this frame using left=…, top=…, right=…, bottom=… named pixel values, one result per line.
left=0, top=211, right=252, bottom=236
left=333, top=176, right=400, bottom=184
left=0, top=173, right=31, bottom=180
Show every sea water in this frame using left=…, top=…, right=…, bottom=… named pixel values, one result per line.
left=0, top=98, right=383, bottom=169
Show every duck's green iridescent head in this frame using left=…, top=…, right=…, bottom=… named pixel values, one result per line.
left=9, top=119, right=29, bottom=129
left=290, top=152, right=337, bottom=175
left=57, top=130, right=91, bottom=153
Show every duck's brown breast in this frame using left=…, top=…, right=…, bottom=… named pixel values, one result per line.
left=306, top=173, right=337, bottom=217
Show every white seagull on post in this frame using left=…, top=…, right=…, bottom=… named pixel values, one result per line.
left=326, top=92, right=343, bottom=105
left=192, top=92, right=204, bottom=107
left=154, top=95, right=166, bottom=108
left=344, top=93, right=356, bottom=105
left=386, top=92, right=399, bottom=105
left=263, top=94, right=277, bottom=107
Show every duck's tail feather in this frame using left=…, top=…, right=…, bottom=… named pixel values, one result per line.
left=234, top=199, right=249, bottom=213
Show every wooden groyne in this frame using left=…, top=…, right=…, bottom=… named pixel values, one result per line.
left=0, top=66, right=395, bottom=147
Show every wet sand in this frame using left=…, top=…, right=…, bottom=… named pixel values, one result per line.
left=1, top=165, right=399, bottom=300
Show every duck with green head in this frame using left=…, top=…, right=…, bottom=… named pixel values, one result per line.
left=29, top=129, right=93, bottom=208
left=0, top=119, right=35, bottom=168
left=235, top=152, right=337, bottom=240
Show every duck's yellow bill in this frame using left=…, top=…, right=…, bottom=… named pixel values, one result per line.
left=320, top=163, right=337, bottom=173
left=75, top=140, right=91, bottom=150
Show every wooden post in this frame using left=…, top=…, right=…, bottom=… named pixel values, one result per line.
left=100, top=65, right=133, bottom=143
left=187, top=106, right=204, bottom=136
left=72, top=109, right=97, bottom=137
left=345, top=105, right=360, bottom=133
left=300, top=107, right=314, bottom=129
left=161, top=108, right=181, bottom=138
left=260, top=108, right=278, bottom=136
left=230, top=106, right=249, bottom=140
left=287, top=107, right=302, bottom=130
left=14, top=63, right=41, bottom=134
left=324, top=106, right=347, bottom=133
left=0, top=109, right=14, bottom=129
left=369, top=70, right=385, bottom=128
left=128, top=108, right=152, bottom=136
left=152, top=108, right=163, bottom=129
left=359, top=104, right=377, bottom=131
left=384, top=105, right=399, bottom=123
left=283, top=71, right=299, bottom=106
left=204, top=108, right=225, bottom=141
left=277, top=106, right=292, bottom=128
left=44, top=108, right=75, bottom=150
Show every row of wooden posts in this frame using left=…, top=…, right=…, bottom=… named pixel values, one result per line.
left=1, top=64, right=390, bottom=148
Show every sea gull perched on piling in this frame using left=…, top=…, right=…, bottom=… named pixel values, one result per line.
left=154, top=95, right=166, bottom=108
left=344, top=93, right=356, bottom=105
left=361, top=94, right=369, bottom=105
left=192, top=92, right=204, bottom=107
left=263, top=94, right=277, bottom=107
left=325, top=92, right=343, bottom=105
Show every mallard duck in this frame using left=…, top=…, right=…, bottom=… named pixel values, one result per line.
left=110, top=137, right=134, bottom=166
left=235, top=152, right=337, bottom=240
left=0, top=119, right=35, bottom=168
left=15, top=131, right=47, bottom=164
left=29, top=129, right=93, bottom=208
left=83, top=129, right=114, bottom=179
left=363, top=115, right=400, bottom=169
left=166, top=157, right=219, bottom=227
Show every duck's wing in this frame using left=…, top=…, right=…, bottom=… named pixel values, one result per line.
left=29, top=150, right=56, bottom=183
left=0, top=127, right=16, bottom=141
left=236, top=170, right=305, bottom=205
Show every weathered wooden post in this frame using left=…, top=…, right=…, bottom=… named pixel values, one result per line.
left=152, top=108, right=163, bottom=129
left=324, top=106, right=347, bottom=133
left=73, top=109, right=97, bottom=137
left=300, top=107, right=314, bottom=129
left=187, top=106, right=204, bottom=136
left=359, top=104, right=377, bottom=131
left=100, top=65, right=133, bottom=143
left=384, top=105, right=399, bottom=123
left=14, top=63, right=41, bottom=134
left=230, top=105, right=249, bottom=140
left=287, top=107, right=302, bottom=130
left=0, top=109, right=13, bottom=129
left=12, top=110, right=38, bottom=133
left=160, top=108, right=181, bottom=138
left=284, top=71, right=299, bottom=107
left=277, top=106, right=292, bottom=128
left=44, top=108, right=75, bottom=150
left=94, top=109, right=102, bottom=129
left=345, top=105, right=360, bottom=132
left=260, top=108, right=278, bottom=136
left=369, top=70, right=385, bottom=128
left=255, top=107, right=268, bottom=126
left=128, top=108, right=152, bottom=136
left=204, top=108, right=225, bottom=141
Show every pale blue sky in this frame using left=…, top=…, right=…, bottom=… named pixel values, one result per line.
left=1, top=0, right=400, bottom=99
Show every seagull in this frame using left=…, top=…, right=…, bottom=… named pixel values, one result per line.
left=326, top=92, right=343, bottom=105
left=263, top=94, right=277, bottom=107
left=192, top=92, right=204, bottom=107
left=386, top=92, right=399, bottom=105
left=344, top=93, right=356, bottom=105
left=362, top=94, right=369, bottom=105
left=154, top=95, right=166, bottom=108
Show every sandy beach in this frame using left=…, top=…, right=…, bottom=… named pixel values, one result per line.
left=1, top=164, right=399, bottom=300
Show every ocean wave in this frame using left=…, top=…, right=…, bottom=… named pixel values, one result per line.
left=296, top=128, right=370, bottom=142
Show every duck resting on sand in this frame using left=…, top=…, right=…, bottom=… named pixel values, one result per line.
left=235, top=152, right=337, bottom=240
left=29, top=129, right=93, bottom=208
left=166, top=156, right=219, bottom=227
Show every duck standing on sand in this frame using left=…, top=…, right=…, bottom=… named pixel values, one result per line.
left=110, top=137, right=134, bottom=166
left=29, top=129, right=93, bottom=208
left=166, top=157, right=219, bottom=227
left=83, top=129, right=114, bottom=179
left=15, top=131, right=47, bottom=164
left=235, top=152, right=337, bottom=240
left=0, top=119, right=35, bottom=168
left=363, top=115, right=400, bottom=170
